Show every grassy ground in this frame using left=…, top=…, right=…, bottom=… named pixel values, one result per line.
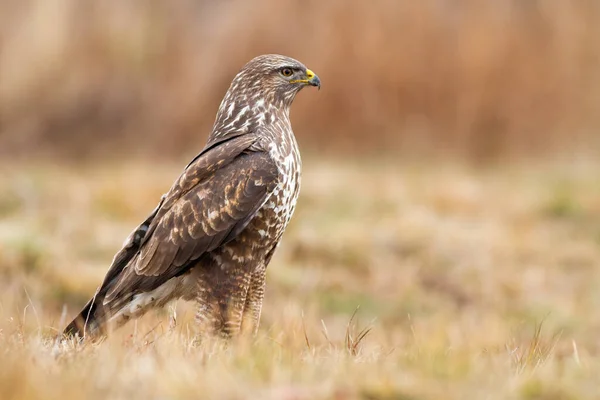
left=0, top=158, right=599, bottom=399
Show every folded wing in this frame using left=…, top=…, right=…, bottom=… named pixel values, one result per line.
left=99, top=135, right=278, bottom=310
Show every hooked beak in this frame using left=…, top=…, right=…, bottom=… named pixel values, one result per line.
left=305, top=69, right=321, bottom=90
left=291, top=68, right=321, bottom=90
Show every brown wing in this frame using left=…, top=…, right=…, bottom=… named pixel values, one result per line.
left=99, top=135, right=278, bottom=307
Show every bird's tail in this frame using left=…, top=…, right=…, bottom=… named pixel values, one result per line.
left=63, top=294, right=108, bottom=339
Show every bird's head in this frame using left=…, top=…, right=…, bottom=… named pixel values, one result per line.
left=210, top=54, right=320, bottom=142
left=229, top=54, right=320, bottom=107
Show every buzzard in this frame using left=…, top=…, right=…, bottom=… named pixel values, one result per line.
left=63, top=54, right=320, bottom=339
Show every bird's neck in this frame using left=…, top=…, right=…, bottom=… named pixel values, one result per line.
left=209, top=94, right=292, bottom=143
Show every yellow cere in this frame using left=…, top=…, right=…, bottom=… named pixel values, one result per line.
left=291, top=68, right=315, bottom=84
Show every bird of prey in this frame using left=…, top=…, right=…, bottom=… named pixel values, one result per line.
left=63, top=54, right=320, bottom=339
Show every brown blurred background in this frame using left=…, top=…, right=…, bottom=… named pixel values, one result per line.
left=0, top=0, right=599, bottom=162
left=2, top=4, right=600, bottom=395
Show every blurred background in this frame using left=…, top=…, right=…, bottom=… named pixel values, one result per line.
left=1, top=2, right=600, bottom=398
left=1, top=0, right=599, bottom=162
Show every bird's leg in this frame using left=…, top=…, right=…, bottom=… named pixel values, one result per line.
left=219, top=271, right=251, bottom=337
left=240, top=265, right=267, bottom=335
left=195, top=271, right=223, bottom=336
left=195, top=268, right=251, bottom=338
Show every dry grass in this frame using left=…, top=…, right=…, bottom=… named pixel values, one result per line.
left=1, top=0, right=600, bottom=160
left=1, top=157, right=600, bottom=399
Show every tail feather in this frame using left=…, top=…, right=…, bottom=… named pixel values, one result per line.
left=63, top=295, right=107, bottom=339
left=62, top=196, right=162, bottom=340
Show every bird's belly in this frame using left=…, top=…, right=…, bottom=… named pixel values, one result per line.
left=243, top=174, right=300, bottom=253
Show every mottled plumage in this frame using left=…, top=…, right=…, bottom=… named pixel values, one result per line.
left=64, top=54, right=320, bottom=339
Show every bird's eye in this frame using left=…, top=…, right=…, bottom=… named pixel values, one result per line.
left=281, top=68, right=293, bottom=77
